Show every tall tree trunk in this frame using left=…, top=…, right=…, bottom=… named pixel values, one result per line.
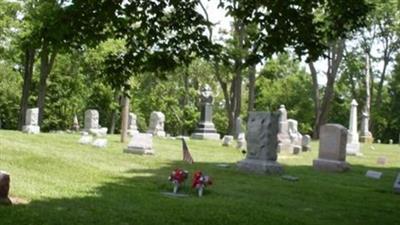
left=365, top=51, right=371, bottom=117
left=18, top=48, right=36, bottom=130
left=120, top=95, right=130, bottom=143
left=248, top=64, right=256, bottom=112
left=109, top=93, right=120, bottom=134
left=37, top=41, right=57, bottom=127
left=374, top=55, right=389, bottom=109
left=181, top=66, right=190, bottom=135
left=309, top=62, right=320, bottom=139
left=310, top=39, right=345, bottom=139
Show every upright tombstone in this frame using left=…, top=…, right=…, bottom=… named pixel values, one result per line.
left=360, top=111, right=373, bottom=143
left=191, top=84, right=220, bottom=140
left=0, top=171, right=11, bottom=205
left=84, top=109, right=100, bottom=131
left=313, top=124, right=350, bottom=172
left=302, top=135, right=311, bottom=152
left=147, top=111, right=166, bottom=137
left=236, top=132, right=246, bottom=150
left=277, top=105, right=292, bottom=153
left=393, top=173, right=400, bottom=194
left=72, top=114, right=80, bottom=131
left=22, top=108, right=40, bottom=134
left=127, top=113, right=139, bottom=136
left=124, top=133, right=154, bottom=155
left=346, top=99, right=361, bottom=156
left=222, top=135, right=234, bottom=146
left=237, top=112, right=283, bottom=174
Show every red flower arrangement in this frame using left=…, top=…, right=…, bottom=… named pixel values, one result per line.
left=168, top=168, right=188, bottom=194
left=192, top=171, right=212, bottom=197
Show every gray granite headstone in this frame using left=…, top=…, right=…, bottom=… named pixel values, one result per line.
left=365, top=170, right=382, bottom=179
left=313, top=124, right=350, bottom=172
left=191, top=84, right=220, bottom=140
left=277, top=105, right=292, bottom=153
left=84, top=109, right=100, bottom=130
left=237, top=111, right=283, bottom=174
left=302, top=135, right=311, bottom=152
left=22, top=108, right=40, bottom=134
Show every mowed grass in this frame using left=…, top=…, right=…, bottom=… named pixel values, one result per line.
left=0, top=130, right=399, bottom=225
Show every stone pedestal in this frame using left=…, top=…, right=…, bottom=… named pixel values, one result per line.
left=191, top=85, right=220, bottom=140
left=313, top=124, right=350, bottom=172
left=0, top=171, right=11, bottom=205
left=359, top=111, right=373, bottom=143
left=124, top=133, right=154, bottom=155
left=22, top=108, right=40, bottom=134
left=237, top=112, right=283, bottom=174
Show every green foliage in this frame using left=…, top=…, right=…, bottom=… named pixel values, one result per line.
left=255, top=54, right=314, bottom=134
left=0, top=62, right=21, bottom=129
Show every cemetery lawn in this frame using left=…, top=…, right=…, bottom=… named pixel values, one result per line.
left=0, top=130, right=399, bottom=225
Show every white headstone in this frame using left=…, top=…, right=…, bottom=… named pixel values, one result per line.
left=92, top=138, right=108, bottom=148
left=127, top=113, right=139, bottom=136
left=22, top=108, right=40, bottom=134
left=365, top=170, right=382, bottom=179
left=78, top=132, right=93, bottom=145
left=236, top=132, right=246, bottom=150
left=346, top=99, right=361, bottom=156
left=147, top=112, right=166, bottom=137
left=222, top=135, right=234, bottom=146
left=124, top=133, right=154, bottom=155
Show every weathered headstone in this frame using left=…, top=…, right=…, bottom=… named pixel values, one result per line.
left=302, top=135, right=311, bottom=152
left=147, top=111, right=166, bottom=137
left=0, top=171, right=11, bottom=205
left=346, top=99, right=361, bottom=156
left=222, top=135, right=234, bottom=146
left=78, top=132, right=93, bottom=145
left=72, top=114, right=80, bottom=131
left=92, top=138, right=108, bottom=148
left=377, top=139, right=381, bottom=144
left=124, top=133, right=154, bottom=155
left=84, top=109, right=100, bottom=131
left=376, top=156, right=388, bottom=165
left=389, top=139, right=393, bottom=144
left=237, top=112, right=283, bottom=174
left=236, top=132, right=246, bottom=150
left=359, top=111, right=373, bottom=143
left=277, top=105, right=292, bottom=153
left=191, top=84, right=220, bottom=140
left=393, top=173, right=400, bottom=194
left=127, top=113, right=139, bottom=136
left=365, top=170, right=382, bottom=179
left=22, top=108, right=40, bottom=134
left=313, top=124, right=350, bottom=172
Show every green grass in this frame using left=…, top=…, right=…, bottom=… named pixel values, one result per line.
left=0, top=130, right=399, bottom=225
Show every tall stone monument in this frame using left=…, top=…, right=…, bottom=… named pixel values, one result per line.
left=237, top=112, right=283, bottom=174
left=360, top=111, right=373, bottom=143
left=147, top=111, right=166, bottom=137
left=346, top=99, right=361, bottom=156
left=22, top=108, right=40, bottom=134
left=313, top=124, right=350, bottom=172
left=191, top=84, right=220, bottom=140
left=277, top=105, right=292, bottom=152
left=235, top=117, right=242, bottom=139
left=72, top=114, right=80, bottom=131
left=127, top=113, right=139, bottom=136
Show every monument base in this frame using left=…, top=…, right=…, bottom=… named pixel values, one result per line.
left=191, top=132, right=220, bottom=140
left=313, top=159, right=350, bottom=172
left=237, top=159, right=283, bottom=174
left=346, top=142, right=362, bottom=156
left=124, top=147, right=154, bottom=155
left=22, top=125, right=40, bottom=134
left=359, top=136, right=374, bottom=144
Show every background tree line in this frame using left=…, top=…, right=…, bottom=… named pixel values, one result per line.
left=1, top=0, right=399, bottom=142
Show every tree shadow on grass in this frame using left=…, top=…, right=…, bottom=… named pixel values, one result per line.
left=0, top=160, right=400, bottom=225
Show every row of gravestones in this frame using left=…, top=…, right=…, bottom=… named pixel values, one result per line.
left=236, top=110, right=400, bottom=194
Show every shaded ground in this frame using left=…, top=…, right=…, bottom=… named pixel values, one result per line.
left=0, top=130, right=399, bottom=225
